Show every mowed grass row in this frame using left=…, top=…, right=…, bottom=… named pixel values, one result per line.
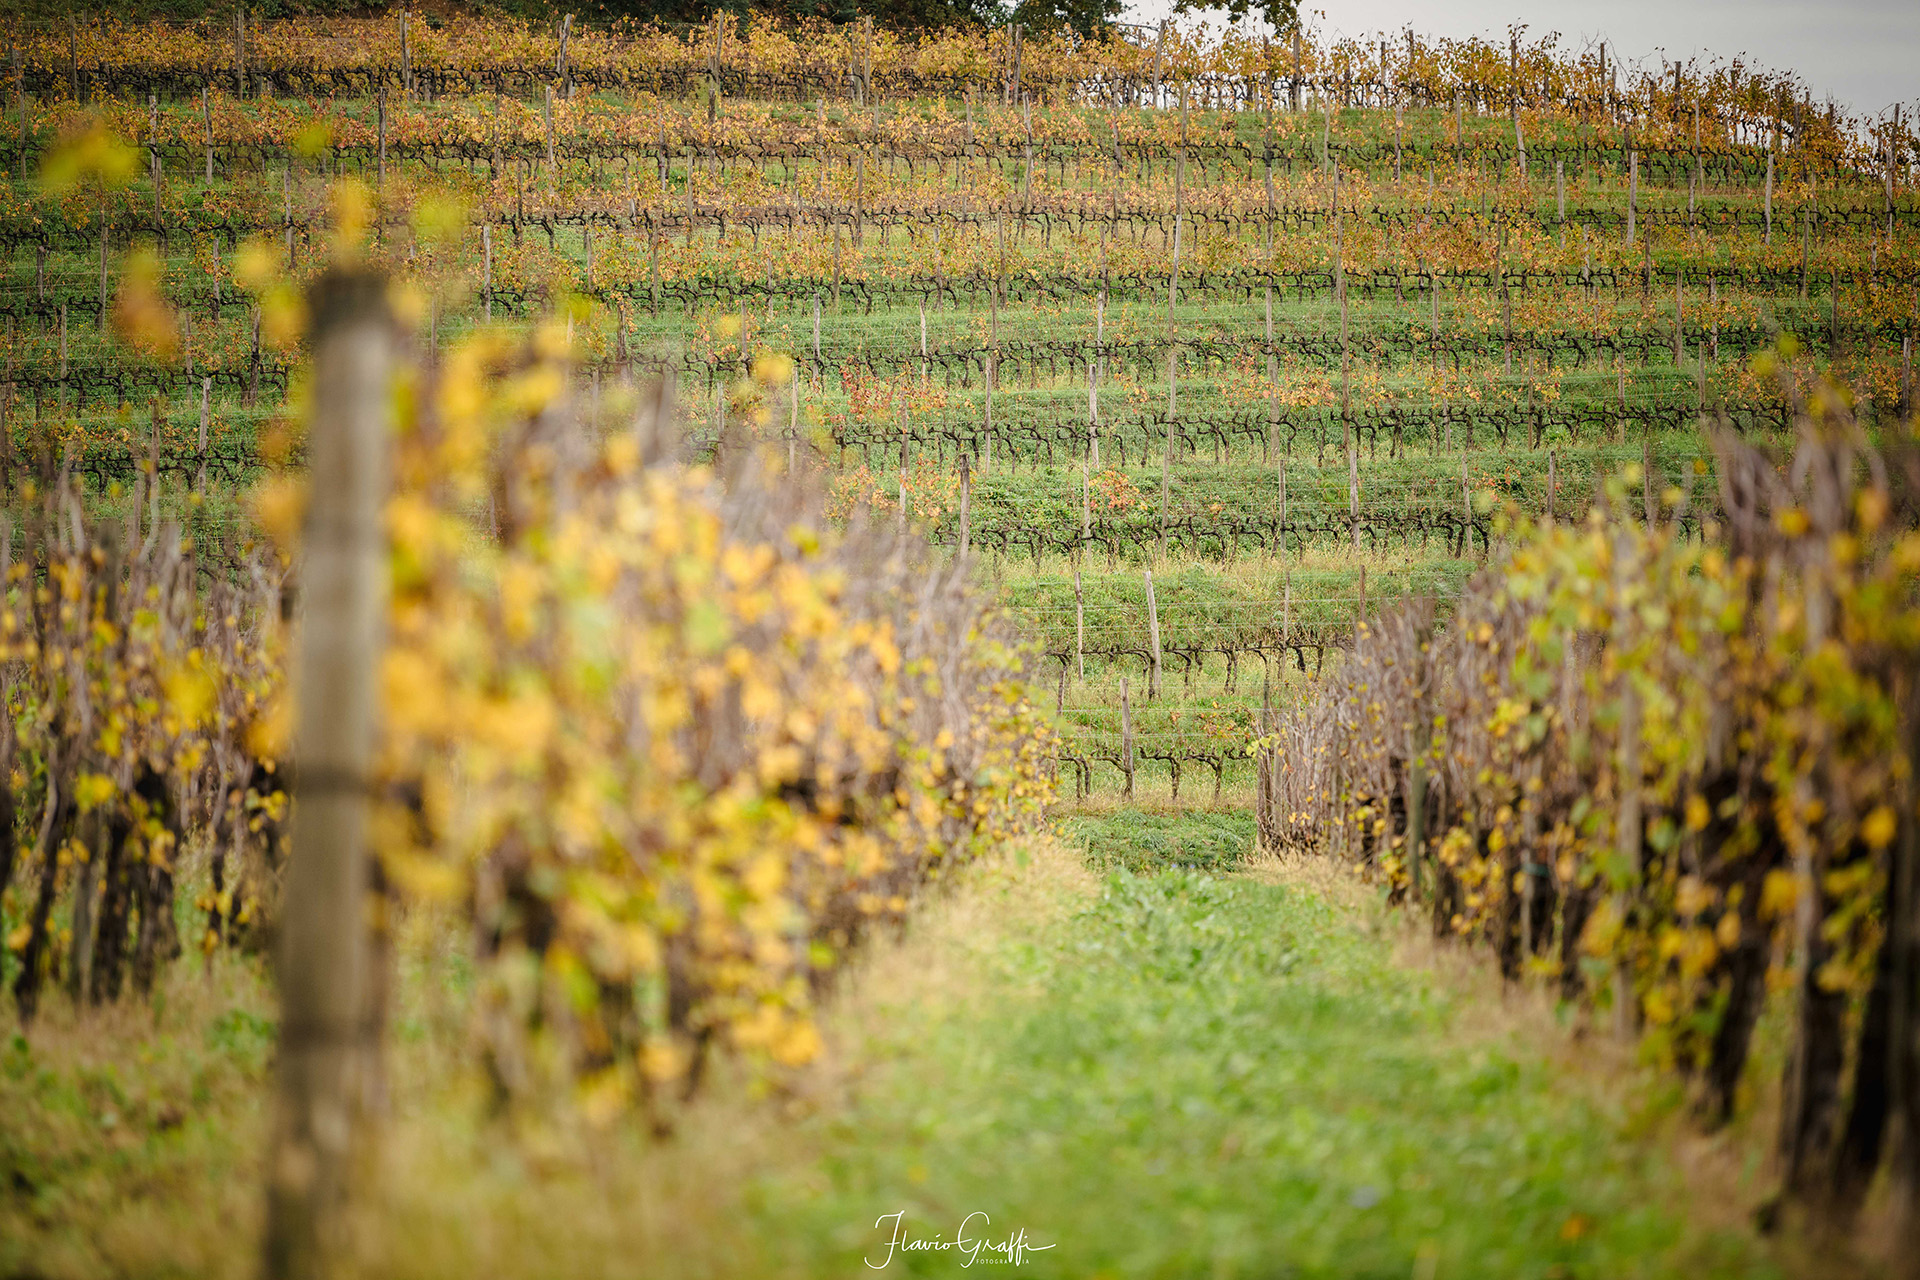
left=0, top=827, right=1783, bottom=1279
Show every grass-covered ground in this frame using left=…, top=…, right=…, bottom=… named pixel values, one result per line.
left=1, top=818, right=1798, bottom=1279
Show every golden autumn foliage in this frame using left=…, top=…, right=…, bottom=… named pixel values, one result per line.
left=1258, top=371, right=1920, bottom=1121
left=2, top=128, right=1053, bottom=1122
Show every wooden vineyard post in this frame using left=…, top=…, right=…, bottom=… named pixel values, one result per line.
left=262, top=270, right=393, bottom=1280
left=542, top=84, right=557, bottom=186
left=398, top=8, right=412, bottom=97
left=1556, top=159, right=1565, bottom=243
left=482, top=223, right=492, bottom=322
left=1072, top=563, right=1086, bottom=682
left=1290, top=29, right=1301, bottom=112
left=377, top=91, right=386, bottom=189
left=1765, top=150, right=1775, bottom=246
left=1356, top=565, right=1367, bottom=630
left=1120, top=677, right=1136, bottom=800
left=1546, top=448, right=1557, bottom=523
left=204, top=86, right=215, bottom=185
left=1145, top=569, right=1163, bottom=700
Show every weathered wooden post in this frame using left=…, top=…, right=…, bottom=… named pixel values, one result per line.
left=262, top=269, right=393, bottom=1280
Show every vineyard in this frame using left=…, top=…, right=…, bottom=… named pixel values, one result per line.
left=3, top=7, right=1920, bottom=1278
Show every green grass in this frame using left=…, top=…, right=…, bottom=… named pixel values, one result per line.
left=0, top=833, right=1783, bottom=1280
left=1062, top=808, right=1257, bottom=873
left=720, top=842, right=1774, bottom=1279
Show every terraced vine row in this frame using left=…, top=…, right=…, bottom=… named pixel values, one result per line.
left=0, top=13, right=1913, bottom=796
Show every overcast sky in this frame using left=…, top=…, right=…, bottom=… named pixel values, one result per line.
left=1119, top=0, right=1918, bottom=122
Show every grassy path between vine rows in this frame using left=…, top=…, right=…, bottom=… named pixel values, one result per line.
left=374, top=813, right=1784, bottom=1280
left=3, top=812, right=1796, bottom=1280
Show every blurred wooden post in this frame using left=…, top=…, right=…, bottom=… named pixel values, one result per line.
left=1555, top=159, right=1565, bottom=241
left=1145, top=568, right=1162, bottom=700
left=1289, top=29, right=1301, bottom=111
left=542, top=84, right=556, bottom=180
left=263, top=269, right=392, bottom=1280
left=1765, top=152, right=1774, bottom=245
left=1546, top=449, right=1556, bottom=523
left=1119, top=677, right=1135, bottom=800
